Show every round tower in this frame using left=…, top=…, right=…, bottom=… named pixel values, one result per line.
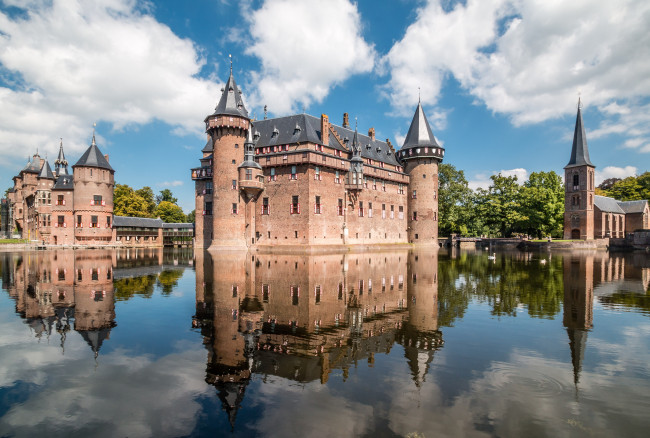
left=72, top=130, right=115, bottom=245
left=397, top=102, right=444, bottom=244
left=205, top=67, right=251, bottom=249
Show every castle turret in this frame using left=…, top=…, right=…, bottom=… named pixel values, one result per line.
left=203, top=67, right=251, bottom=249
left=397, top=102, right=444, bottom=244
left=54, top=139, right=69, bottom=177
left=70, top=130, right=115, bottom=245
left=238, top=126, right=264, bottom=247
left=564, top=100, right=595, bottom=240
left=345, top=126, right=364, bottom=190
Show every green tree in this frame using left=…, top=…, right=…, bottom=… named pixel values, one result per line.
left=438, top=164, right=473, bottom=236
left=156, top=189, right=178, bottom=205
left=155, top=201, right=186, bottom=223
left=602, top=172, right=649, bottom=201
left=475, top=173, right=525, bottom=237
left=186, top=210, right=195, bottom=223
left=519, top=171, right=565, bottom=238
left=114, top=184, right=152, bottom=218
left=135, top=186, right=156, bottom=217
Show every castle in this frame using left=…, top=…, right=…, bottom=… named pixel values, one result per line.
left=4, top=134, right=193, bottom=246
left=192, top=69, right=443, bottom=249
left=563, top=101, right=649, bottom=240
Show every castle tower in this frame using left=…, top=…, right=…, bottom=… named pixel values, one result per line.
left=71, top=130, right=115, bottom=245
left=398, top=101, right=444, bottom=244
left=36, top=160, right=55, bottom=243
left=205, top=68, right=251, bottom=249
left=564, top=100, right=595, bottom=240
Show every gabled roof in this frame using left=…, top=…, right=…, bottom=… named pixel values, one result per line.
left=618, top=199, right=648, bottom=214
left=113, top=216, right=163, bottom=228
left=253, top=114, right=401, bottom=166
left=73, top=134, right=114, bottom=171
left=212, top=70, right=249, bottom=118
left=52, top=175, right=74, bottom=190
left=565, top=103, right=594, bottom=168
left=402, top=102, right=440, bottom=150
left=162, top=222, right=194, bottom=229
left=38, top=161, right=55, bottom=180
left=594, top=195, right=624, bottom=214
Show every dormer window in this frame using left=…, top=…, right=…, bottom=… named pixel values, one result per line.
left=272, top=127, right=279, bottom=137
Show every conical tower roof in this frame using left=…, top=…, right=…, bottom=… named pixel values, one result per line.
left=565, top=100, right=594, bottom=168
left=38, top=161, right=55, bottom=180
left=350, top=126, right=363, bottom=163
left=213, top=68, right=249, bottom=119
left=22, top=155, right=42, bottom=174
left=402, top=102, right=440, bottom=150
left=73, top=132, right=114, bottom=172
left=238, top=124, right=261, bottom=170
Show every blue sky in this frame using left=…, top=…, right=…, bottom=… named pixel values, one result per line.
left=1, top=0, right=649, bottom=214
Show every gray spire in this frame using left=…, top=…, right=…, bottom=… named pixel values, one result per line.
left=565, top=100, right=594, bottom=168
left=54, top=138, right=69, bottom=176
left=402, top=102, right=439, bottom=150
left=213, top=70, right=249, bottom=119
left=38, top=161, right=55, bottom=180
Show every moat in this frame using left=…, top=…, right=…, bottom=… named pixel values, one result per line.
left=0, top=247, right=649, bottom=437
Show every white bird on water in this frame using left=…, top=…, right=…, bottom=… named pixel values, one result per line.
left=487, top=253, right=496, bottom=260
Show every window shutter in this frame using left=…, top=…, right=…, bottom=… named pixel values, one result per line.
left=297, top=203, right=300, bottom=214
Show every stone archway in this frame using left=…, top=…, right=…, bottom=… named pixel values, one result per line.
left=571, top=229, right=581, bottom=240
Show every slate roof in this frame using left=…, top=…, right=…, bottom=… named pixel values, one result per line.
left=202, top=138, right=214, bottom=153
left=618, top=200, right=648, bottom=214
left=52, top=175, right=74, bottom=191
left=73, top=135, right=114, bottom=171
left=21, top=157, right=42, bottom=174
left=212, top=70, right=249, bottom=118
left=594, top=195, right=625, bottom=213
left=162, top=222, right=194, bottom=229
left=565, top=104, right=594, bottom=168
left=38, top=161, right=55, bottom=180
left=113, top=216, right=163, bottom=228
left=253, top=114, right=400, bottom=166
left=401, top=102, right=440, bottom=150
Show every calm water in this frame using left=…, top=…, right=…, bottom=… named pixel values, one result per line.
left=0, top=247, right=649, bottom=437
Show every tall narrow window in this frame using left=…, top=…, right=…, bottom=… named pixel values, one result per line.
left=291, top=286, right=299, bottom=305
left=382, top=204, right=386, bottom=219
left=91, top=215, right=98, bottom=228
left=232, top=179, right=237, bottom=190
left=245, top=169, right=252, bottom=180
left=291, top=165, right=297, bottom=180
left=205, top=181, right=213, bottom=194
left=232, top=203, right=238, bottom=214
left=263, top=284, right=270, bottom=302
left=77, top=215, right=82, bottom=228
left=335, top=170, right=340, bottom=184
left=368, top=202, right=373, bottom=218
left=412, top=190, right=417, bottom=199
left=314, top=166, right=321, bottom=180
left=573, top=174, right=579, bottom=190
left=338, top=199, right=344, bottom=216
left=291, top=195, right=300, bottom=214
left=262, top=197, right=270, bottom=215
left=359, top=201, right=364, bottom=217
left=412, top=211, right=418, bottom=221
left=390, top=205, right=394, bottom=219
left=93, top=195, right=102, bottom=206
left=315, top=196, right=321, bottom=214
left=398, top=206, right=404, bottom=220
left=270, top=167, right=277, bottom=181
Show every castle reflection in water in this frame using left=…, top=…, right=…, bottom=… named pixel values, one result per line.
left=2, top=247, right=649, bottom=428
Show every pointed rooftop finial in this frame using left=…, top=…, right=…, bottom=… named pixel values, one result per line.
left=264, top=105, right=268, bottom=120
left=418, top=87, right=421, bottom=103
left=229, top=54, right=232, bottom=74
left=92, top=123, right=97, bottom=146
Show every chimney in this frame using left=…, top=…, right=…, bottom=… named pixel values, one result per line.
left=104, top=154, right=109, bottom=163
left=343, top=113, right=350, bottom=128
left=321, top=114, right=329, bottom=146
left=368, top=127, right=375, bottom=141
left=386, top=138, right=394, bottom=152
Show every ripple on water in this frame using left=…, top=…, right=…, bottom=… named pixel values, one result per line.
left=485, top=362, right=567, bottom=400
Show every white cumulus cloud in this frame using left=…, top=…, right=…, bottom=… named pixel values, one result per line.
left=383, top=0, right=650, bottom=151
left=244, top=0, right=376, bottom=115
left=595, top=166, right=638, bottom=185
left=0, top=0, right=220, bottom=165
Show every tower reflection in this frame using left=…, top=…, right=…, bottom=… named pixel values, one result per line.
left=194, top=249, right=444, bottom=425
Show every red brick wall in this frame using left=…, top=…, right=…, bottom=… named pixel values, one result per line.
left=405, top=158, right=439, bottom=243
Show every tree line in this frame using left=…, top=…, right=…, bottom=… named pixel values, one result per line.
left=438, top=165, right=649, bottom=238
left=113, top=185, right=193, bottom=223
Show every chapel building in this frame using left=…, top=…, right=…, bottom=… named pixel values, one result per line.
left=563, top=101, right=649, bottom=240
left=192, top=70, right=444, bottom=249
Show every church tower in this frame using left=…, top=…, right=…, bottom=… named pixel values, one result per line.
left=205, top=66, right=251, bottom=249
left=564, top=100, right=595, bottom=240
left=397, top=101, right=444, bottom=244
